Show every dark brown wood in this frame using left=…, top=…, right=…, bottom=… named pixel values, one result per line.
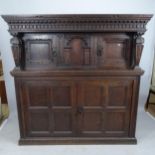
left=2, top=14, right=152, bottom=145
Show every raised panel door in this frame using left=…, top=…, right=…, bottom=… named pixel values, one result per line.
left=95, top=34, right=131, bottom=69
left=76, top=79, right=133, bottom=137
left=77, top=81, right=105, bottom=136
left=21, top=80, right=76, bottom=137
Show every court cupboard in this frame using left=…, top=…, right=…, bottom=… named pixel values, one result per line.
left=2, top=14, right=152, bottom=144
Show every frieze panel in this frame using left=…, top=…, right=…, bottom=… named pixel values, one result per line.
left=2, top=15, right=152, bottom=35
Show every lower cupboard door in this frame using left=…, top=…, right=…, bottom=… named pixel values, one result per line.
left=76, top=79, right=133, bottom=137
left=21, top=80, right=77, bottom=137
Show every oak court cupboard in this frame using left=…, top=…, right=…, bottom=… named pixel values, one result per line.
left=2, top=14, right=152, bottom=145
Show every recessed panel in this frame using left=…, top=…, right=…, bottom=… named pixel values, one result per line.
left=28, top=86, right=49, bottom=106
left=84, top=85, right=103, bottom=106
left=108, top=86, right=126, bottom=106
left=53, top=112, right=72, bottom=132
left=82, top=112, right=102, bottom=131
left=53, top=87, right=71, bottom=106
left=29, top=111, right=50, bottom=132
left=106, top=42, right=124, bottom=59
left=105, top=112, right=125, bottom=132
left=29, top=43, right=51, bottom=64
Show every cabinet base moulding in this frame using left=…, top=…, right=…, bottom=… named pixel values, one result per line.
left=19, top=137, right=137, bottom=145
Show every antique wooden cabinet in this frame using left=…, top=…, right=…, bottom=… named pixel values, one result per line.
left=2, top=14, right=152, bottom=145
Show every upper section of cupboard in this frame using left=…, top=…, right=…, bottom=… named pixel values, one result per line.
left=2, top=14, right=152, bottom=70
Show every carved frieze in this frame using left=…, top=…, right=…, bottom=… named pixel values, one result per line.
left=2, top=14, right=152, bottom=35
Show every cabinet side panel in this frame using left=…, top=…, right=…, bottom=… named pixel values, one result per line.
left=14, top=79, right=26, bottom=139
left=129, top=77, right=140, bottom=137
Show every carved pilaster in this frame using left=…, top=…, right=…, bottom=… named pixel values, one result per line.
left=10, top=35, right=25, bottom=70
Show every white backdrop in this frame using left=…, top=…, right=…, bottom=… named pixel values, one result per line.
left=0, top=0, right=155, bottom=116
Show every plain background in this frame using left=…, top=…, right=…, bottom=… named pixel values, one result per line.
left=0, top=0, right=155, bottom=117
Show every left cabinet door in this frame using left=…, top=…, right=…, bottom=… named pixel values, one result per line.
left=20, top=80, right=76, bottom=137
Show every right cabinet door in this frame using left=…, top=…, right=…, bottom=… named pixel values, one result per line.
left=77, top=78, right=133, bottom=137
left=95, top=34, right=131, bottom=69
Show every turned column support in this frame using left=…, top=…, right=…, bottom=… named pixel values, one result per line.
left=10, top=34, right=25, bottom=70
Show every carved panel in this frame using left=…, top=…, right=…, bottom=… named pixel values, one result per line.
left=29, top=43, right=50, bottom=63
left=60, top=35, right=91, bottom=67
left=23, top=34, right=60, bottom=68
left=97, top=34, right=131, bottom=69
left=26, top=40, right=52, bottom=66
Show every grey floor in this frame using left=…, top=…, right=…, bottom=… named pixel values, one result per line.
left=0, top=107, right=155, bottom=155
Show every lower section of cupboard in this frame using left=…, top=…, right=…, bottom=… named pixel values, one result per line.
left=19, top=137, right=137, bottom=145
left=15, top=75, right=140, bottom=145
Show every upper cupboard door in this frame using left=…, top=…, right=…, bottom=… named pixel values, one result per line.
left=24, top=34, right=59, bottom=69
left=95, top=33, right=131, bottom=69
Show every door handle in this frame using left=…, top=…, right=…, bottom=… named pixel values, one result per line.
left=97, top=45, right=103, bottom=56
left=52, top=48, right=57, bottom=57
left=76, top=106, right=84, bottom=115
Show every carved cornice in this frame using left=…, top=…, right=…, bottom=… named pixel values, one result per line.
left=2, top=14, right=153, bottom=35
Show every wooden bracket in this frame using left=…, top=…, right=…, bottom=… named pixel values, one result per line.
left=11, top=35, right=25, bottom=70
